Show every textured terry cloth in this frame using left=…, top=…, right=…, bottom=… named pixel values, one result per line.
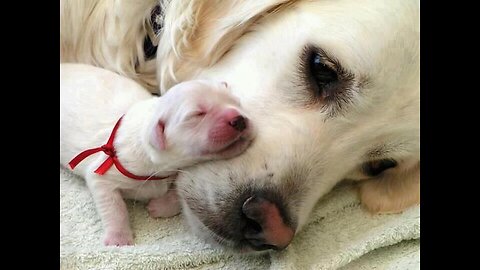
left=60, top=168, right=420, bottom=270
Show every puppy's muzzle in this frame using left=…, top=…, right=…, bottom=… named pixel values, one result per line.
left=229, top=115, right=247, bottom=132
left=207, top=109, right=251, bottom=148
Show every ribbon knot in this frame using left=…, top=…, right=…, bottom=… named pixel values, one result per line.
left=67, top=116, right=170, bottom=181
left=101, top=145, right=115, bottom=157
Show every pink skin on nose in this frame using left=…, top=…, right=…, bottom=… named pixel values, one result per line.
left=207, top=108, right=247, bottom=149
left=256, top=200, right=294, bottom=249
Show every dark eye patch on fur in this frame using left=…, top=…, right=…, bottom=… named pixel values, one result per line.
left=362, top=159, right=397, bottom=177
left=143, top=5, right=163, bottom=61
left=297, top=45, right=360, bottom=117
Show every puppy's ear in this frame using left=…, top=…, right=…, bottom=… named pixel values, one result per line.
left=358, top=161, right=420, bottom=214
left=150, top=121, right=167, bottom=151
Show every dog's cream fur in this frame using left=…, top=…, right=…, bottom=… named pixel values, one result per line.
left=60, top=0, right=163, bottom=91
left=60, top=0, right=420, bottom=252
left=60, top=63, right=253, bottom=246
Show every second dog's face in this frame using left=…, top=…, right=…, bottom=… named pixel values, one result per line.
left=148, top=80, right=255, bottom=164
left=158, top=0, right=419, bottom=253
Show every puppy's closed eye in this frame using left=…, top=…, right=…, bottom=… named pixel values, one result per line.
left=181, top=110, right=208, bottom=127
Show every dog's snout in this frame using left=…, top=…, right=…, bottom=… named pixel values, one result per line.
left=229, top=115, right=247, bottom=132
left=241, top=195, right=294, bottom=251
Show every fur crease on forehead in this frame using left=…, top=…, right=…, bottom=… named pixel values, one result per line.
left=60, top=0, right=299, bottom=92
left=156, top=0, right=299, bottom=93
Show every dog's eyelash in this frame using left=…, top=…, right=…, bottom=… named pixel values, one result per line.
left=298, top=45, right=358, bottom=118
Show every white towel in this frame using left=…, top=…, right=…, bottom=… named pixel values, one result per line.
left=60, top=168, right=419, bottom=270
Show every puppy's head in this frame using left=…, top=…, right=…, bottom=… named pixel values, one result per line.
left=146, top=80, right=255, bottom=165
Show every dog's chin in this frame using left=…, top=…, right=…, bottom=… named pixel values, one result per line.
left=181, top=203, right=271, bottom=255
left=201, top=135, right=254, bottom=160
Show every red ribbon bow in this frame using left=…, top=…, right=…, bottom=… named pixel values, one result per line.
left=68, top=116, right=170, bottom=181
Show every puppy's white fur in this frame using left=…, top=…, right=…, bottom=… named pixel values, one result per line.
left=60, top=63, right=251, bottom=246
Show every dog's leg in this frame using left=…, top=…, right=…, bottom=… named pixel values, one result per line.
left=86, top=174, right=134, bottom=246
left=147, top=188, right=181, bottom=218
left=358, top=161, right=420, bottom=214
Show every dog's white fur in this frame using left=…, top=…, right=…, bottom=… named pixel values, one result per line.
left=60, top=0, right=420, bottom=252
left=60, top=63, right=252, bottom=246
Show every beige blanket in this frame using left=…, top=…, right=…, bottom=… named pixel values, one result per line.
left=60, top=168, right=419, bottom=269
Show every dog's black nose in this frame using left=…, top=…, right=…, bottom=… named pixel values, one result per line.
left=241, top=195, right=294, bottom=251
left=229, top=115, right=247, bottom=131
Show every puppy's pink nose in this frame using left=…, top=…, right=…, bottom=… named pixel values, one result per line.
left=242, top=196, right=295, bottom=251
left=229, top=116, right=247, bottom=131
left=220, top=108, right=248, bottom=132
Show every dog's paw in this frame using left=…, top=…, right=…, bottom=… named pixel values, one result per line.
left=147, top=192, right=181, bottom=218
left=359, top=182, right=408, bottom=214
left=103, top=230, right=134, bottom=246
left=358, top=163, right=420, bottom=214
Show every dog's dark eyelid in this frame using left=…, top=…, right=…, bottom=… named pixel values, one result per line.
left=300, top=45, right=357, bottom=117
left=363, top=159, right=398, bottom=177
left=308, top=50, right=338, bottom=95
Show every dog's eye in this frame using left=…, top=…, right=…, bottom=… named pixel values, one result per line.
left=363, top=159, right=397, bottom=177
left=300, top=46, right=357, bottom=117
left=308, top=51, right=338, bottom=99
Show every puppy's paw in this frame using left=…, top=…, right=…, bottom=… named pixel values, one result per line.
left=103, top=230, right=134, bottom=246
left=147, top=192, right=181, bottom=218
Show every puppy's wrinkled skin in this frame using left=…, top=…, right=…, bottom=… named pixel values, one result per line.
left=60, top=63, right=254, bottom=246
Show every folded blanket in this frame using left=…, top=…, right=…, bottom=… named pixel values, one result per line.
left=60, top=168, right=420, bottom=270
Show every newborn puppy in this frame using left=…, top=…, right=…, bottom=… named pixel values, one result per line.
left=60, top=63, right=254, bottom=246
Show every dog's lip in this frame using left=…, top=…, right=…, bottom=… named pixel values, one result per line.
left=238, top=244, right=270, bottom=254
left=221, top=238, right=277, bottom=254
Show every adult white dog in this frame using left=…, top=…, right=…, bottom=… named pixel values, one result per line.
left=61, top=0, right=419, bottom=252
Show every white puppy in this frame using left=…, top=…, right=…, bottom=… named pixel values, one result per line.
left=60, top=63, right=254, bottom=246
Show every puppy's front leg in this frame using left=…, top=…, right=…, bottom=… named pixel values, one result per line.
left=86, top=174, right=133, bottom=246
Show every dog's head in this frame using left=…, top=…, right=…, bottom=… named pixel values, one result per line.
left=144, top=80, right=255, bottom=166
left=157, top=0, right=419, bottom=253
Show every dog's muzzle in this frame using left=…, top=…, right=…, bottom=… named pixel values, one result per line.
left=185, top=187, right=297, bottom=252
left=241, top=194, right=295, bottom=251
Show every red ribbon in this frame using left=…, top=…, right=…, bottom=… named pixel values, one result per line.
left=68, top=116, right=171, bottom=181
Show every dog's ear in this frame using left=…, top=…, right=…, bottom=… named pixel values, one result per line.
left=150, top=121, right=167, bottom=151
left=358, top=160, right=420, bottom=214
left=61, top=0, right=159, bottom=91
